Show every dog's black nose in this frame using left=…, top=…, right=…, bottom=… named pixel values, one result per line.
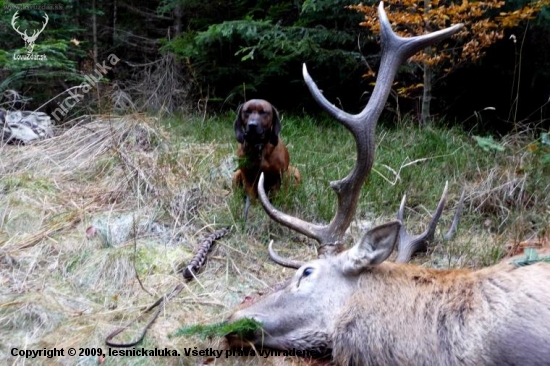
left=246, top=120, right=263, bottom=136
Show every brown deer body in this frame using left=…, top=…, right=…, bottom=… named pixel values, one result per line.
left=228, top=222, right=550, bottom=365
left=226, top=2, right=550, bottom=364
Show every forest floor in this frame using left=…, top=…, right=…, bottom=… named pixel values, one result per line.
left=1, top=112, right=549, bottom=365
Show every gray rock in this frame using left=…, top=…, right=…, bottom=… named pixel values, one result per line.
left=0, top=108, right=54, bottom=144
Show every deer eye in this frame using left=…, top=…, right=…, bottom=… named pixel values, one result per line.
left=296, top=267, right=314, bottom=288
left=302, top=267, right=314, bottom=278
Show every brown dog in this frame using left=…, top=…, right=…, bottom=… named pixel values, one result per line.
left=233, top=99, right=300, bottom=220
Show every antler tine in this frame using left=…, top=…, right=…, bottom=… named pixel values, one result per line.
left=260, top=2, right=463, bottom=260
left=396, top=182, right=466, bottom=263
left=304, top=3, right=464, bottom=126
left=376, top=2, right=464, bottom=72
left=444, top=189, right=465, bottom=241
left=396, top=182, right=448, bottom=263
left=40, top=13, right=49, bottom=31
left=11, top=11, right=25, bottom=36
left=302, top=64, right=356, bottom=129
left=268, top=240, right=304, bottom=269
left=258, top=173, right=327, bottom=243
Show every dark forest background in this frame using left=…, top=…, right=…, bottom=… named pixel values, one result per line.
left=1, top=0, right=549, bottom=133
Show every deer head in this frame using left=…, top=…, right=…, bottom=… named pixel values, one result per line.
left=11, top=11, right=49, bottom=55
left=258, top=2, right=464, bottom=264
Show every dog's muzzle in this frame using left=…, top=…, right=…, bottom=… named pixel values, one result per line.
left=245, top=120, right=265, bottom=139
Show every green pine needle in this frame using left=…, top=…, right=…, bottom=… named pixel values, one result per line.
left=511, top=248, right=550, bottom=267
left=172, top=318, right=262, bottom=340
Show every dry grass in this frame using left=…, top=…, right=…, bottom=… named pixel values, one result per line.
left=0, top=114, right=326, bottom=366
left=0, top=114, right=548, bottom=365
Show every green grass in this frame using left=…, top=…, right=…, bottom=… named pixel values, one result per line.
left=162, top=111, right=550, bottom=269
left=166, top=111, right=548, bottom=243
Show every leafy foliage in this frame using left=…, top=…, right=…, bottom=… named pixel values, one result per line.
left=352, top=0, right=550, bottom=74
left=0, top=0, right=548, bottom=126
left=164, top=0, right=366, bottom=108
left=0, top=0, right=84, bottom=104
left=350, top=0, right=550, bottom=117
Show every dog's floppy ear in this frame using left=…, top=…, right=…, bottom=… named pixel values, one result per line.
left=269, top=105, right=281, bottom=146
left=233, top=104, right=245, bottom=144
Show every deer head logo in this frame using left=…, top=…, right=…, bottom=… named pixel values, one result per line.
left=11, top=11, right=49, bottom=55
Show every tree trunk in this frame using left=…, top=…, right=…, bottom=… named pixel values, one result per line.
left=112, top=0, right=117, bottom=46
left=92, top=0, right=98, bottom=65
left=421, top=56, right=432, bottom=124
left=173, top=3, right=182, bottom=37
left=420, top=0, right=432, bottom=125
left=92, top=0, right=99, bottom=109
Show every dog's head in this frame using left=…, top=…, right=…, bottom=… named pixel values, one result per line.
left=234, top=99, right=280, bottom=146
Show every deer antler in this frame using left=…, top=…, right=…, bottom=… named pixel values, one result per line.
left=35, top=13, right=49, bottom=37
left=267, top=240, right=304, bottom=269
left=396, top=183, right=465, bottom=263
left=259, top=2, right=464, bottom=260
left=11, top=11, right=26, bottom=38
left=28, top=13, right=48, bottom=42
left=11, top=11, right=48, bottom=41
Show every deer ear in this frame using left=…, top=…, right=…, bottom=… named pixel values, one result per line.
left=269, top=105, right=281, bottom=146
left=234, top=104, right=245, bottom=144
left=342, top=221, right=401, bottom=274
